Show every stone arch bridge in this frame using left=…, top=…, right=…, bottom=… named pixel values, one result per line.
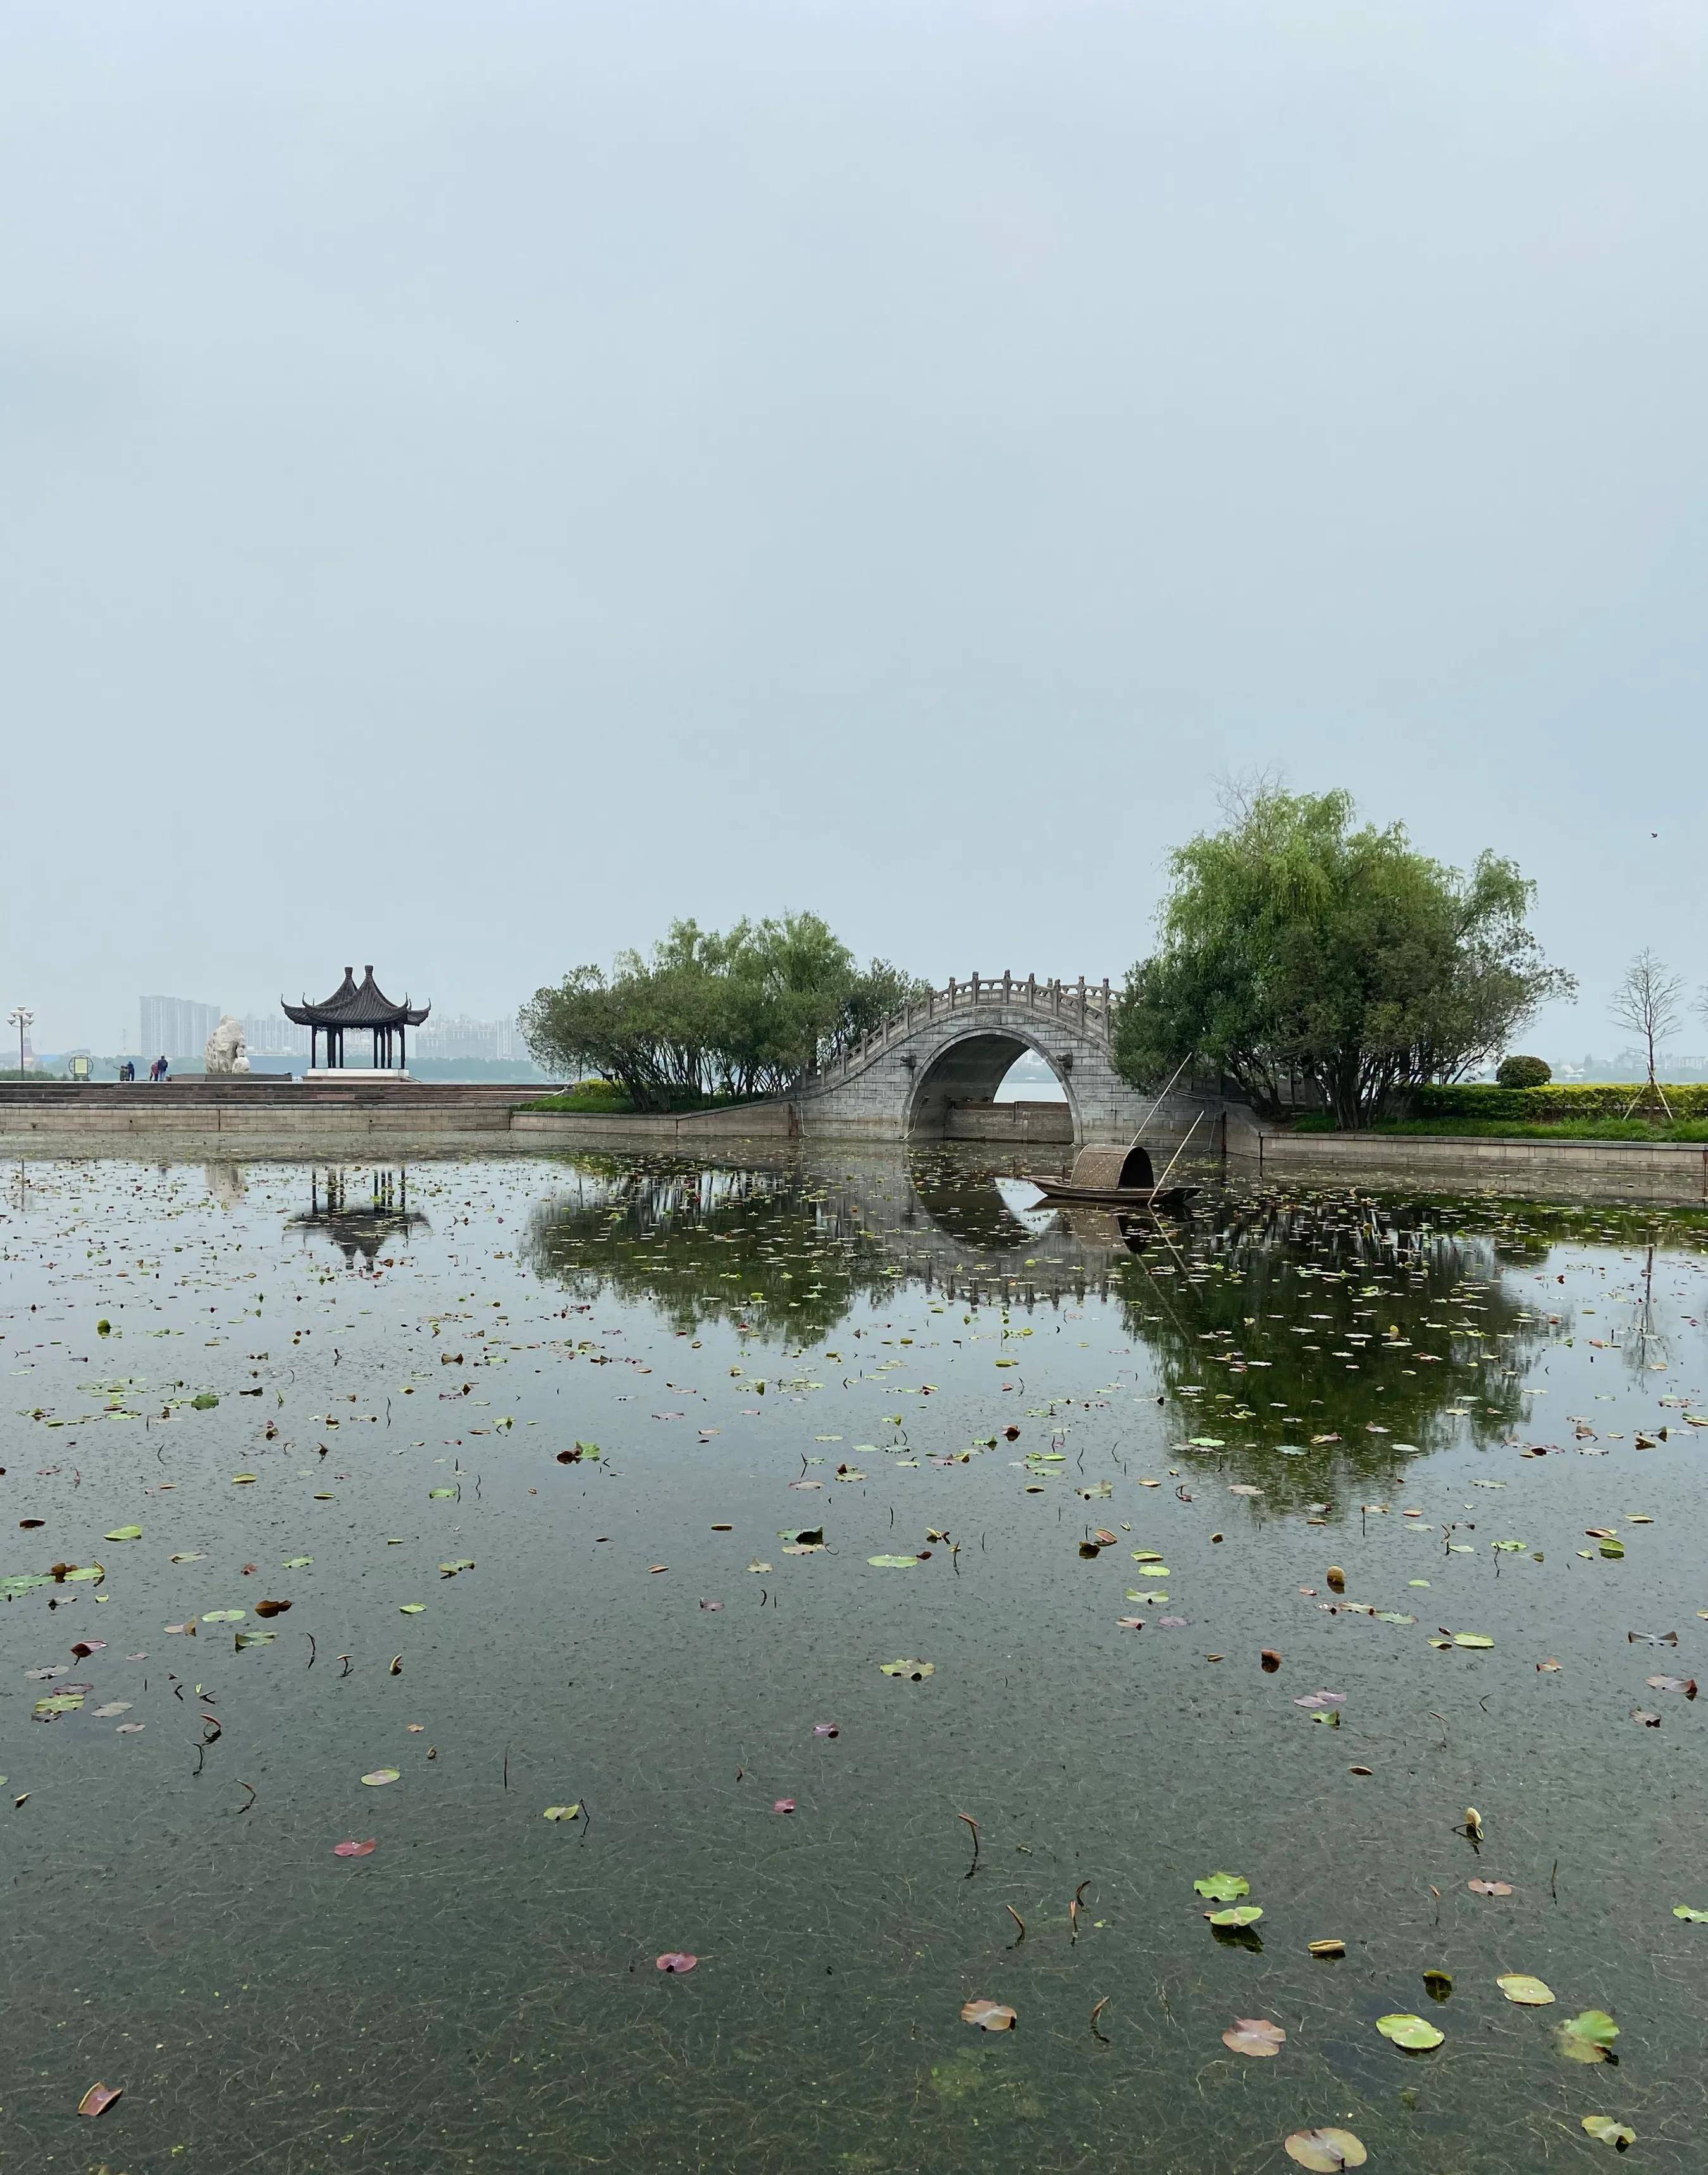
left=788, top=972, right=1253, bottom=1151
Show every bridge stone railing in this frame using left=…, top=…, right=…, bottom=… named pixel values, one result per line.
left=800, top=974, right=1115, bottom=1093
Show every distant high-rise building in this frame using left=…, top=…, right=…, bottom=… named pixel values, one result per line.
left=414, top=1014, right=523, bottom=1061
left=240, top=1012, right=311, bottom=1058
left=139, top=995, right=221, bottom=1060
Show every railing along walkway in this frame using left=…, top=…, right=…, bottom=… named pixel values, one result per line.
left=799, top=974, right=1115, bottom=1093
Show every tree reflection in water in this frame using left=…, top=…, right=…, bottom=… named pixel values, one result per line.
left=521, top=1153, right=1700, bottom=1511
left=1107, top=1193, right=1561, bottom=1511
left=523, top=1155, right=900, bottom=1346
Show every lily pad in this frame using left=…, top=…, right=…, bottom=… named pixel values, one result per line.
left=1204, top=1904, right=1263, bottom=1927
left=961, top=1998, right=1017, bottom=2030
left=542, top=1804, right=582, bottom=1821
left=1497, top=1973, right=1556, bottom=2005
left=361, top=1767, right=401, bottom=1786
left=1223, top=2016, right=1285, bottom=2056
left=1193, top=1872, right=1250, bottom=1902
left=1581, top=2116, right=1636, bottom=2149
left=1377, top=2011, right=1444, bottom=2050
left=103, top=1525, right=143, bottom=1542
left=867, top=1554, right=920, bottom=1569
left=1559, top=2010, right=1619, bottom=2064
left=1672, top=1904, right=1708, bottom=1922
left=202, top=1609, right=245, bottom=1623
left=1452, top=1633, right=1495, bottom=1649
left=1284, top=2129, right=1367, bottom=2171
left=399, top=1603, right=426, bottom=1614
left=879, top=1658, right=934, bottom=1679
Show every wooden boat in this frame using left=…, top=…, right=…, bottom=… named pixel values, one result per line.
left=1024, top=1178, right=1198, bottom=1211
left=1020, top=1143, right=1197, bottom=1213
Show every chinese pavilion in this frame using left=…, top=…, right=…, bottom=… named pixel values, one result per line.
left=282, top=967, right=430, bottom=1072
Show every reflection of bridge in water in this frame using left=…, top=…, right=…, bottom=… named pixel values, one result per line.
left=528, top=1143, right=1219, bottom=1314
left=287, top=1166, right=431, bottom=1268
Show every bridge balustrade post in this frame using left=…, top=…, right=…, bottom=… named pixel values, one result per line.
left=971, top=972, right=980, bottom=1004
left=947, top=979, right=956, bottom=1007
left=1003, top=970, right=1012, bottom=1003
left=1027, top=973, right=1036, bottom=1005
left=1077, top=976, right=1086, bottom=1026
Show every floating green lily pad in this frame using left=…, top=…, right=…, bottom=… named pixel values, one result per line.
left=1377, top=2012, right=1444, bottom=2050
left=1559, top=2010, right=1619, bottom=2064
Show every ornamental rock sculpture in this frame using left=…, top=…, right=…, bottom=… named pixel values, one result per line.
left=204, top=1015, right=251, bottom=1075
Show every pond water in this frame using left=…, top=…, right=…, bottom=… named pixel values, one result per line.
left=4, top=1147, right=1707, bottom=2174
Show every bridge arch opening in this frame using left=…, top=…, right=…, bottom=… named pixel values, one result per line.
left=906, top=1030, right=1080, bottom=1140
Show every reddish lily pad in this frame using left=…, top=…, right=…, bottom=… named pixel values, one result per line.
left=1223, top=2016, right=1286, bottom=2056
left=961, top=1998, right=1017, bottom=2030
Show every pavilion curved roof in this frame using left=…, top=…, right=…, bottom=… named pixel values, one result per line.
left=282, top=966, right=430, bottom=1030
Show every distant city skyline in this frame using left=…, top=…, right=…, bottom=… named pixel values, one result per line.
left=120, top=996, right=524, bottom=1062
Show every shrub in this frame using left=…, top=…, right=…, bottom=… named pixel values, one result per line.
left=1495, top=1055, right=1552, bottom=1089
left=1410, top=1081, right=1708, bottom=1122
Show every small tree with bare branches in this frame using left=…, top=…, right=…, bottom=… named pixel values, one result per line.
left=1610, top=950, right=1682, bottom=1118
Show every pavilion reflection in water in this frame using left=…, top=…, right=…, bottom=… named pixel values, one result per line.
left=287, top=1167, right=430, bottom=1267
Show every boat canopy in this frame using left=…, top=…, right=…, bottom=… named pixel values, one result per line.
left=1067, top=1143, right=1155, bottom=1191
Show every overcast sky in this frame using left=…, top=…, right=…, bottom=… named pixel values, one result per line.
left=4, top=0, right=1705, bottom=1057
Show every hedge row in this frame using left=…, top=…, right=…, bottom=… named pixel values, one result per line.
left=1409, top=1081, right=1708, bottom=1121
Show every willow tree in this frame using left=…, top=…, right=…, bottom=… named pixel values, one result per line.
left=1113, top=788, right=1573, bottom=1129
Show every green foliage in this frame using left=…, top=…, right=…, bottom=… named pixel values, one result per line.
left=1113, top=788, right=1573, bottom=1129
left=519, top=915, right=927, bottom=1113
left=521, top=1079, right=636, bottom=1114
left=1411, top=1081, right=1708, bottom=1121
left=1495, top=1054, right=1552, bottom=1088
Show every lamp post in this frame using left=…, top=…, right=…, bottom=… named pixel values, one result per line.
left=8, top=1007, right=33, bottom=1081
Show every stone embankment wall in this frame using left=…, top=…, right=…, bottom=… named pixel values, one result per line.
left=1247, top=1131, right=1708, bottom=1203
left=942, top=1100, right=1075, bottom=1143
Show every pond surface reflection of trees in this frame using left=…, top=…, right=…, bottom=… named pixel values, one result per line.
left=520, top=1153, right=1699, bottom=1501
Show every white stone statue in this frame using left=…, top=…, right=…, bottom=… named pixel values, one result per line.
left=204, top=1015, right=251, bottom=1074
